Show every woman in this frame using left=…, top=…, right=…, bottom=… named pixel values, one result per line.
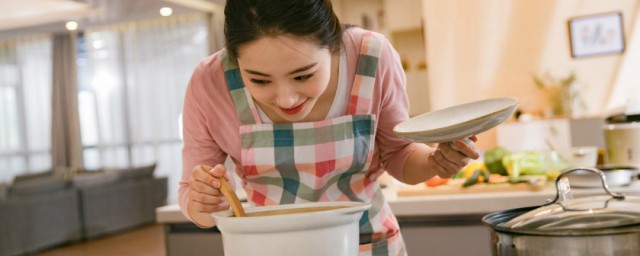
left=179, top=0, right=479, bottom=255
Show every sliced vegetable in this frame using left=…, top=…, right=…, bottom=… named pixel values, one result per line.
left=488, top=174, right=508, bottom=184
left=460, top=162, right=488, bottom=179
left=426, top=176, right=450, bottom=187
left=462, top=170, right=482, bottom=188
left=481, top=170, right=491, bottom=183
left=447, top=179, right=465, bottom=186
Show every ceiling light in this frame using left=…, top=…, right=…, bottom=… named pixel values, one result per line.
left=160, top=7, right=173, bottom=17
left=65, top=21, right=79, bottom=31
left=92, top=40, right=104, bottom=50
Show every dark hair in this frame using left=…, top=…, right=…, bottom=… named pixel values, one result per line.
left=224, top=0, right=342, bottom=64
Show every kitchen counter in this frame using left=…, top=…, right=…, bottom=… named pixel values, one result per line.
left=383, top=180, right=640, bottom=216
left=157, top=181, right=640, bottom=256
left=158, top=181, right=640, bottom=221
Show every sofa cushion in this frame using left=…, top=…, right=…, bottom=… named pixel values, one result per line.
left=12, top=170, right=53, bottom=183
left=0, top=183, right=7, bottom=200
left=9, top=176, right=70, bottom=197
left=105, top=163, right=157, bottom=180
left=72, top=171, right=120, bottom=189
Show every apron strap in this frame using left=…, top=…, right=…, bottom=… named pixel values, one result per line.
left=222, top=51, right=261, bottom=125
left=224, top=30, right=385, bottom=124
left=348, top=31, right=384, bottom=115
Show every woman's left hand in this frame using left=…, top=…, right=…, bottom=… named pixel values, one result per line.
left=427, top=136, right=480, bottom=178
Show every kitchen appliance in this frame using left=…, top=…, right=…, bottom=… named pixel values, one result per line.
left=604, top=122, right=640, bottom=167
left=483, top=167, right=640, bottom=256
left=604, top=113, right=640, bottom=168
left=212, top=201, right=370, bottom=256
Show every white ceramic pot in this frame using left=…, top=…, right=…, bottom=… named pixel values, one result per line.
left=212, top=201, right=370, bottom=256
left=557, top=146, right=598, bottom=168
left=564, top=165, right=637, bottom=187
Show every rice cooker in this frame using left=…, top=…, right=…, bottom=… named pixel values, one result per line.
left=604, top=113, right=640, bottom=168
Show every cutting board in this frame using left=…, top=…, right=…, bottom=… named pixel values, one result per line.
left=396, top=182, right=547, bottom=197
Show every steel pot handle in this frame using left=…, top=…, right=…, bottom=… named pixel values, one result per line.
left=545, top=167, right=625, bottom=205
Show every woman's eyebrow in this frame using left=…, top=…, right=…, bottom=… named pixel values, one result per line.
left=244, top=69, right=270, bottom=77
left=243, top=63, right=317, bottom=77
left=287, top=63, right=317, bottom=75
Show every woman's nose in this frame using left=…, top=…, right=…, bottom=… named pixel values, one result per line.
left=275, top=85, right=298, bottom=108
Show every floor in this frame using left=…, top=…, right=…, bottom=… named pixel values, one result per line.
left=36, top=224, right=165, bottom=256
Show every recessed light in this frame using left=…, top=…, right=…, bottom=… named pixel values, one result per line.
left=65, top=21, right=79, bottom=31
left=160, top=7, right=173, bottom=17
left=92, top=40, right=104, bottom=50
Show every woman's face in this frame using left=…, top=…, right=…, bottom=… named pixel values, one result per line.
left=236, top=35, right=333, bottom=123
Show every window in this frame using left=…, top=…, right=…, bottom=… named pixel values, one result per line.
left=0, top=36, right=52, bottom=183
left=77, top=14, right=209, bottom=202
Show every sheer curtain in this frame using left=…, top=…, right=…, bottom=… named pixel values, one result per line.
left=78, top=14, right=210, bottom=202
left=0, top=36, right=52, bottom=183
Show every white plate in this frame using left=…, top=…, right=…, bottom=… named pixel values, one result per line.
left=393, top=97, right=519, bottom=143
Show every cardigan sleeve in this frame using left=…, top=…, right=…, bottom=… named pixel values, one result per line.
left=178, top=57, right=229, bottom=225
left=370, top=33, right=424, bottom=183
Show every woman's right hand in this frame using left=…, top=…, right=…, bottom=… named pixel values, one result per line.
left=187, top=164, right=231, bottom=224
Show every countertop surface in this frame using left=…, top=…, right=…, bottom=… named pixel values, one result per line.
left=156, top=180, right=640, bottom=223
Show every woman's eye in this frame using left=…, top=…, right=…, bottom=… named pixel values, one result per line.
left=294, top=74, right=314, bottom=81
left=250, top=79, right=270, bottom=85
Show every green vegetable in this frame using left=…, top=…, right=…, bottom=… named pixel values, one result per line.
left=482, top=170, right=490, bottom=183
left=462, top=170, right=481, bottom=188
left=484, top=147, right=510, bottom=175
left=501, top=151, right=547, bottom=179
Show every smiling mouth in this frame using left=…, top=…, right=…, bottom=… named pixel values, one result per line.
left=279, top=100, right=307, bottom=115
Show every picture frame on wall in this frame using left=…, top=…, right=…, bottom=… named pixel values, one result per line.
left=568, top=12, right=625, bottom=58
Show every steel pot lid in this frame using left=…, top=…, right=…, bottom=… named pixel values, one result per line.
left=498, top=168, right=640, bottom=231
left=499, top=196, right=640, bottom=230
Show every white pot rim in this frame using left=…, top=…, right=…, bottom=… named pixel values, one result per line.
left=212, top=201, right=371, bottom=234
left=604, top=122, right=640, bottom=130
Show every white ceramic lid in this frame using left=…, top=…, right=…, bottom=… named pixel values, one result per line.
left=393, top=97, right=519, bottom=143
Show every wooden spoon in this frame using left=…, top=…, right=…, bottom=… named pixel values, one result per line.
left=203, top=167, right=246, bottom=217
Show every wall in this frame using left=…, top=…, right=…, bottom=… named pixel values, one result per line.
left=422, top=0, right=639, bottom=149
left=332, top=0, right=384, bottom=31
left=333, top=0, right=430, bottom=116
left=608, top=9, right=640, bottom=114
left=391, top=30, right=430, bottom=116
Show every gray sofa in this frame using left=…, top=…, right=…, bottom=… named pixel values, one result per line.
left=0, top=175, right=82, bottom=256
left=0, top=163, right=167, bottom=256
left=77, top=164, right=168, bottom=239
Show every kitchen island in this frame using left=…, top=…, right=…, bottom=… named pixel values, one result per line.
left=156, top=181, right=640, bottom=256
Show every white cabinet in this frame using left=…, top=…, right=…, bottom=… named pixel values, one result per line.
left=496, top=117, right=605, bottom=152
left=497, top=119, right=571, bottom=152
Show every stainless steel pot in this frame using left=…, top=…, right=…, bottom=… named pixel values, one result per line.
left=483, top=168, right=640, bottom=256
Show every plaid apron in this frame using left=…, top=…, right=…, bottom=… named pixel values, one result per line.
left=223, top=31, right=405, bottom=256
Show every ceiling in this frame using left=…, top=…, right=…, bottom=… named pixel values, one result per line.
left=0, top=0, right=224, bottom=39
